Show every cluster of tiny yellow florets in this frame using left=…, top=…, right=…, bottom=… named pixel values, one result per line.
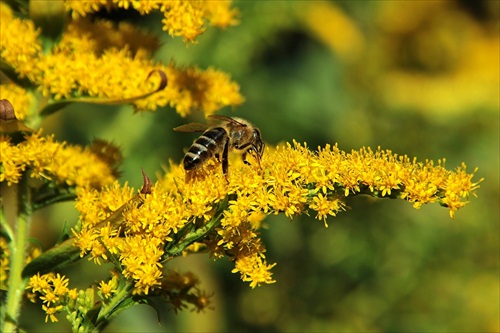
left=0, top=4, right=41, bottom=80
left=27, top=272, right=125, bottom=325
left=0, top=83, right=34, bottom=121
left=0, top=132, right=116, bottom=188
left=0, top=237, right=10, bottom=289
left=27, top=273, right=79, bottom=323
left=0, top=2, right=243, bottom=117
left=71, top=141, right=480, bottom=292
left=64, top=0, right=239, bottom=43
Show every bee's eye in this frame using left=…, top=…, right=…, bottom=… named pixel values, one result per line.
left=253, top=129, right=260, bottom=139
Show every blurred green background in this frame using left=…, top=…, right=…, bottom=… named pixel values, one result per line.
left=25, top=1, right=498, bottom=332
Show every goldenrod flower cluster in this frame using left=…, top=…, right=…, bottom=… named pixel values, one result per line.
left=27, top=273, right=78, bottom=323
left=65, top=0, right=239, bottom=43
left=0, top=1, right=485, bottom=330
left=0, top=2, right=243, bottom=116
left=71, top=141, right=480, bottom=294
left=0, top=132, right=116, bottom=188
left=26, top=268, right=214, bottom=325
left=0, top=5, right=41, bottom=79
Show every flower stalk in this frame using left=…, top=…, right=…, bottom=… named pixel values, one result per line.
left=89, top=279, right=135, bottom=333
left=2, top=171, right=32, bottom=332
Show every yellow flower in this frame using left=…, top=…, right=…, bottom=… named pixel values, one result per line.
left=42, top=304, right=63, bottom=323
left=40, top=290, right=59, bottom=305
left=309, top=193, right=345, bottom=226
left=64, top=0, right=239, bottom=43
left=0, top=3, right=42, bottom=80
left=67, top=288, right=79, bottom=301
left=0, top=83, right=35, bottom=121
left=27, top=273, right=52, bottom=294
left=1, top=4, right=243, bottom=117
left=232, top=252, right=276, bottom=289
left=0, top=132, right=116, bottom=188
left=64, top=0, right=107, bottom=19
left=98, top=275, right=118, bottom=299
left=71, top=141, right=480, bottom=290
left=120, top=235, right=164, bottom=295
left=27, top=272, right=77, bottom=322
left=49, top=273, right=69, bottom=296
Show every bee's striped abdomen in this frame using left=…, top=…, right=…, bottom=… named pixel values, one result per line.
left=183, top=127, right=226, bottom=170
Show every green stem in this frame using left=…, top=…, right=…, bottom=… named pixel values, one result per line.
left=92, top=281, right=134, bottom=333
left=2, top=175, right=32, bottom=332
left=164, top=196, right=230, bottom=257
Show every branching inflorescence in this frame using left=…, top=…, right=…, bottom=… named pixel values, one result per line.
left=0, top=1, right=482, bottom=331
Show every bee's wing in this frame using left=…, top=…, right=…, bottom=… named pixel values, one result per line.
left=208, top=115, right=245, bottom=126
left=173, top=122, right=209, bottom=132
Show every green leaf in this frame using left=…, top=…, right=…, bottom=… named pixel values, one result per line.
left=55, top=220, right=72, bottom=245
left=21, top=238, right=82, bottom=278
left=32, top=185, right=76, bottom=211
left=0, top=60, right=35, bottom=88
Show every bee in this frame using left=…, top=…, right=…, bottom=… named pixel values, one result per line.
left=174, top=115, right=264, bottom=176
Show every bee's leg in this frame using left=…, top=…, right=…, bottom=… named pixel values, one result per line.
left=241, top=146, right=261, bottom=169
left=255, top=149, right=262, bottom=170
left=242, top=151, right=250, bottom=165
left=237, top=143, right=253, bottom=165
left=222, top=139, right=229, bottom=176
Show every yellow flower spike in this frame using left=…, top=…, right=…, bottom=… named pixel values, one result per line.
left=2, top=9, right=242, bottom=117
left=72, top=141, right=479, bottom=291
left=63, top=0, right=239, bottom=43
left=0, top=3, right=42, bottom=79
left=0, top=131, right=116, bottom=188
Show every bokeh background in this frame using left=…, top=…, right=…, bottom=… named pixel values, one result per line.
left=25, top=1, right=498, bottom=332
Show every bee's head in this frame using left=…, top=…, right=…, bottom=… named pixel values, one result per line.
left=252, top=128, right=265, bottom=158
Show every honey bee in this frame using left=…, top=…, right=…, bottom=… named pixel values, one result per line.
left=174, top=115, right=264, bottom=176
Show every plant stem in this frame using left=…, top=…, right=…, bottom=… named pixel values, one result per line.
left=2, top=175, right=32, bottom=332
left=92, top=281, right=134, bottom=333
